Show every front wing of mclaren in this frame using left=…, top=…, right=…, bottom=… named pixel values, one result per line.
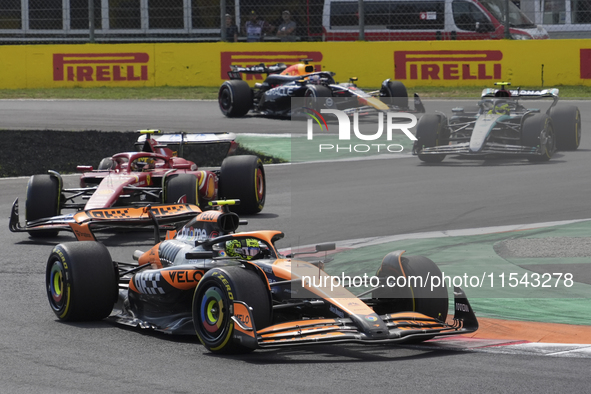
left=231, top=287, right=478, bottom=349
left=9, top=199, right=201, bottom=239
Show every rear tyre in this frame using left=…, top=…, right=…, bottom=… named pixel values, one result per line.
left=163, top=174, right=199, bottom=205
left=219, top=156, right=265, bottom=214
left=380, top=80, right=408, bottom=108
left=193, top=266, right=271, bottom=353
left=25, top=174, right=61, bottom=237
left=218, top=80, right=252, bottom=117
left=414, top=114, right=448, bottom=163
left=549, top=105, right=581, bottom=150
left=373, top=253, right=448, bottom=322
left=46, top=242, right=118, bottom=321
left=522, top=114, right=555, bottom=162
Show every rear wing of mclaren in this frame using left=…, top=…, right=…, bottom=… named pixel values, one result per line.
left=9, top=199, right=201, bottom=241
left=231, top=286, right=479, bottom=349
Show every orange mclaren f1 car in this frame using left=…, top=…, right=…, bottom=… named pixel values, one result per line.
left=46, top=202, right=478, bottom=353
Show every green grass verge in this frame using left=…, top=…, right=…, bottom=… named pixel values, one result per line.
left=2, top=85, right=591, bottom=100
left=0, top=86, right=220, bottom=100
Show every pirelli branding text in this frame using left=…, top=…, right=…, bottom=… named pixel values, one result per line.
left=394, top=50, right=502, bottom=81
left=53, top=53, right=150, bottom=82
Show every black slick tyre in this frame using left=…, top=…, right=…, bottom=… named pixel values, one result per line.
left=218, top=155, right=265, bottom=214
left=549, top=105, right=581, bottom=150
left=522, top=114, right=555, bottom=162
left=46, top=242, right=118, bottom=321
left=192, top=266, right=271, bottom=353
left=163, top=173, right=199, bottom=205
left=380, top=80, right=408, bottom=108
left=373, top=252, right=448, bottom=323
left=303, top=85, right=333, bottom=110
left=218, top=80, right=252, bottom=117
left=414, top=114, right=448, bottom=163
left=25, top=174, right=61, bottom=237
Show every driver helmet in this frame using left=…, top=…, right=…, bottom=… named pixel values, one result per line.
left=225, top=238, right=261, bottom=260
left=488, top=103, right=510, bottom=115
left=131, top=157, right=155, bottom=171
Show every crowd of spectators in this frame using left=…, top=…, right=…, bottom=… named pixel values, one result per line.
left=224, top=10, right=297, bottom=42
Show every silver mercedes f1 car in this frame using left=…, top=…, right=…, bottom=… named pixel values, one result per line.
left=413, top=82, right=581, bottom=163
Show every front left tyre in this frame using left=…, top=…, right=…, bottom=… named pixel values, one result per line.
left=218, top=80, right=252, bottom=117
left=380, top=80, right=408, bottom=109
left=372, top=252, right=449, bottom=323
left=522, top=114, right=555, bottom=162
left=163, top=173, right=199, bottom=205
left=46, top=242, right=118, bottom=321
left=414, top=114, right=448, bottom=163
left=192, top=266, right=271, bottom=353
left=218, top=155, right=266, bottom=214
left=25, top=174, right=62, bottom=237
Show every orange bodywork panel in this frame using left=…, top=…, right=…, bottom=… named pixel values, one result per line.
left=161, top=269, right=204, bottom=290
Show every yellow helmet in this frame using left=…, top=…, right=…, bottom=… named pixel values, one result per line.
left=488, top=103, right=510, bottom=115
left=131, top=157, right=155, bottom=171
left=225, top=238, right=261, bottom=260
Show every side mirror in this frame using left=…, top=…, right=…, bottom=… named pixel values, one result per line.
left=315, top=243, right=336, bottom=252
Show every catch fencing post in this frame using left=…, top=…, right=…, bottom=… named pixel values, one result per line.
left=89, top=0, right=95, bottom=43
left=358, top=0, right=365, bottom=41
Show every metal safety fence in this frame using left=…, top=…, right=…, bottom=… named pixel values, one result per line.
left=1, top=0, right=591, bottom=44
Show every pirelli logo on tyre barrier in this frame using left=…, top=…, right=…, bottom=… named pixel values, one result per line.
left=579, top=49, right=591, bottom=79
left=393, top=50, right=502, bottom=81
left=3, top=40, right=591, bottom=89
left=53, top=53, right=149, bottom=82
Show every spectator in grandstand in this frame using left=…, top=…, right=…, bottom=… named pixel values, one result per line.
left=224, top=14, right=239, bottom=42
left=276, top=10, right=297, bottom=42
left=243, top=10, right=274, bottom=42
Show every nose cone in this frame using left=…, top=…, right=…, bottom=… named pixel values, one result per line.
left=351, top=313, right=389, bottom=339
left=470, top=114, right=501, bottom=153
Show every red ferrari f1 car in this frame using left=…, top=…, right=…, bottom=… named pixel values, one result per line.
left=45, top=202, right=478, bottom=353
left=9, top=131, right=266, bottom=238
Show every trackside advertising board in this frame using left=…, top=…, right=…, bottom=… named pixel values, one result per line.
left=2, top=40, right=591, bottom=89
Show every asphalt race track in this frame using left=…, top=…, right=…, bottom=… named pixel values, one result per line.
left=1, top=99, right=590, bottom=393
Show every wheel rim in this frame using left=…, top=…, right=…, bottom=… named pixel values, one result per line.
left=303, top=89, right=317, bottom=108
left=48, top=260, right=66, bottom=311
left=540, top=125, right=554, bottom=158
left=304, top=88, right=315, bottom=98
left=255, top=168, right=264, bottom=203
left=219, top=88, right=232, bottom=112
left=199, top=286, right=227, bottom=340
